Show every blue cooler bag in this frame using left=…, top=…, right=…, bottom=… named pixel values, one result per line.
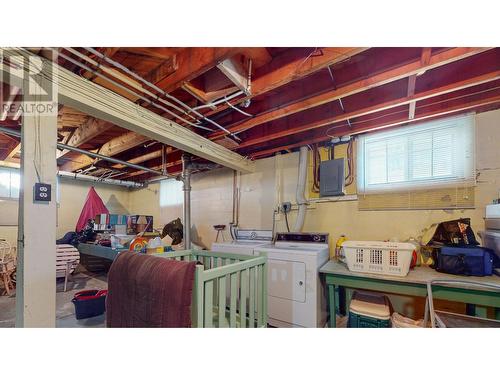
left=436, top=246, right=494, bottom=276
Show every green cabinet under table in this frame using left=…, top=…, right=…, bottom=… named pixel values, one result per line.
left=319, top=261, right=500, bottom=327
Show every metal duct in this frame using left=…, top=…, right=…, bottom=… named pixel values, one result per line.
left=58, top=171, right=143, bottom=188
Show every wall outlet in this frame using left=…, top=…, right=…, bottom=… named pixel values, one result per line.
left=281, top=201, right=292, bottom=213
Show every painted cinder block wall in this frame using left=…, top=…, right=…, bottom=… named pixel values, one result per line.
left=128, top=109, right=500, bottom=318
left=130, top=109, right=500, bottom=251
left=2, top=109, right=497, bottom=256
left=0, top=179, right=131, bottom=245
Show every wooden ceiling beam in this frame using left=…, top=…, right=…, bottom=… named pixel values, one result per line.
left=182, top=81, right=236, bottom=104
left=211, top=47, right=491, bottom=139
left=237, top=70, right=500, bottom=149
left=152, top=48, right=243, bottom=93
left=248, top=92, right=500, bottom=159
left=60, top=131, right=149, bottom=172
left=57, top=118, right=114, bottom=159
left=119, top=47, right=183, bottom=59
left=243, top=48, right=272, bottom=67
left=144, top=55, right=178, bottom=85
left=0, top=48, right=254, bottom=172
left=5, top=142, right=21, bottom=162
left=0, top=133, right=19, bottom=160
left=195, top=47, right=367, bottom=120
left=251, top=47, right=367, bottom=97
left=99, top=47, right=120, bottom=59
left=123, top=159, right=180, bottom=179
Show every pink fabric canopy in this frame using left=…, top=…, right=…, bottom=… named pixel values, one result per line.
left=76, top=187, right=109, bottom=232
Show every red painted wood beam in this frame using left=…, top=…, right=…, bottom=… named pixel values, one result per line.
left=246, top=91, right=500, bottom=159
left=210, top=47, right=491, bottom=139
left=236, top=70, right=500, bottom=149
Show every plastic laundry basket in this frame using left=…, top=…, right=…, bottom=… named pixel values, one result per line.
left=72, top=290, right=108, bottom=320
left=341, top=241, right=415, bottom=276
left=348, top=291, right=391, bottom=328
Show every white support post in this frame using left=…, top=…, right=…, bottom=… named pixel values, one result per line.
left=15, top=79, right=58, bottom=328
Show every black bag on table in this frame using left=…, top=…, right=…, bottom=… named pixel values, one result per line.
left=430, top=218, right=479, bottom=246
left=435, top=246, right=495, bottom=276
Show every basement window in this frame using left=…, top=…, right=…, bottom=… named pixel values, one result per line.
left=357, top=114, right=475, bottom=194
left=0, top=167, right=20, bottom=199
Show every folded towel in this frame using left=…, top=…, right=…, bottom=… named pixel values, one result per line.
left=106, top=252, right=196, bottom=328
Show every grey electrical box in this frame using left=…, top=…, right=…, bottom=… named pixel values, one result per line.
left=319, top=158, right=345, bottom=197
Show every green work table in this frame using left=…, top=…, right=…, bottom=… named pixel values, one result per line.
left=78, top=243, right=127, bottom=261
left=319, top=261, right=500, bottom=327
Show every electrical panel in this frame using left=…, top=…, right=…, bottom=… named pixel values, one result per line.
left=319, top=158, right=345, bottom=197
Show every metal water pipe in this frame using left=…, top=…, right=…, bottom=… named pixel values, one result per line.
left=180, top=154, right=192, bottom=250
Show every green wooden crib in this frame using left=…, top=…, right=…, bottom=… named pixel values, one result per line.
left=155, top=250, right=267, bottom=328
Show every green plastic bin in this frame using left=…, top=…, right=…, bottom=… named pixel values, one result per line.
left=347, top=291, right=391, bottom=328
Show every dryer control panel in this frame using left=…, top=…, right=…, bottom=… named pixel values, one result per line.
left=236, top=229, right=274, bottom=241
left=275, top=232, right=329, bottom=244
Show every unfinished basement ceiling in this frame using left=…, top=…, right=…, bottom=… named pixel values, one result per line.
left=1, top=47, right=499, bottom=182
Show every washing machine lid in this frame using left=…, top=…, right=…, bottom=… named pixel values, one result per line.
left=215, top=239, right=271, bottom=247
left=257, top=242, right=329, bottom=255
left=211, top=240, right=271, bottom=253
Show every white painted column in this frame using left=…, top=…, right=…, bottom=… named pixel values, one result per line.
left=15, top=80, right=58, bottom=327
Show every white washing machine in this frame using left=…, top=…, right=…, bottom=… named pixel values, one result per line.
left=255, top=232, right=330, bottom=328
left=211, top=229, right=273, bottom=255
left=211, top=229, right=273, bottom=309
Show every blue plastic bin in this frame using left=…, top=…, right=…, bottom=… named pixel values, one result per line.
left=72, top=290, right=107, bottom=320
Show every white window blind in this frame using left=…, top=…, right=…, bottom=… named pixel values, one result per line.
left=357, top=114, right=475, bottom=193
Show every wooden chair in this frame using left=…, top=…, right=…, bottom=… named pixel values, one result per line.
left=56, top=244, right=80, bottom=292
left=0, top=240, right=16, bottom=296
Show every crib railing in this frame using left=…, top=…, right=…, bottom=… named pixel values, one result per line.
left=156, top=250, right=267, bottom=328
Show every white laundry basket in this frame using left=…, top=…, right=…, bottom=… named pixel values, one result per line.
left=341, top=241, right=416, bottom=276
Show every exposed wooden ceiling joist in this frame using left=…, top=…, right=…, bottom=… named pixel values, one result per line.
left=248, top=92, right=500, bottom=159
left=5, top=142, right=20, bottom=162
left=0, top=133, right=19, bottom=160
left=236, top=69, right=500, bottom=149
left=210, top=47, right=491, bottom=139
left=61, top=131, right=149, bottom=172
left=0, top=48, right=254, bottom=173
left=57, top=118, right=114, bottom=159
left=152, top=47, right=243, bottom=93
left=198, top=47, right=367, bottom=119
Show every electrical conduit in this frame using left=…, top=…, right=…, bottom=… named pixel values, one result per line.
left=293, top=146, right=308, bottom=232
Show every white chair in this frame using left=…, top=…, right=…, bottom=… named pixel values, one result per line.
left=56, top=244, right=80, bottom=292
left=0, top=240, right=16, bottom=296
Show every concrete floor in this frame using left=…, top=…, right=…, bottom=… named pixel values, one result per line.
left=0, top=266, right=108, bottom=328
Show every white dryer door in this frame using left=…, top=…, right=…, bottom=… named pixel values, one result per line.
left=267, top=259, right=306, bottom=303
